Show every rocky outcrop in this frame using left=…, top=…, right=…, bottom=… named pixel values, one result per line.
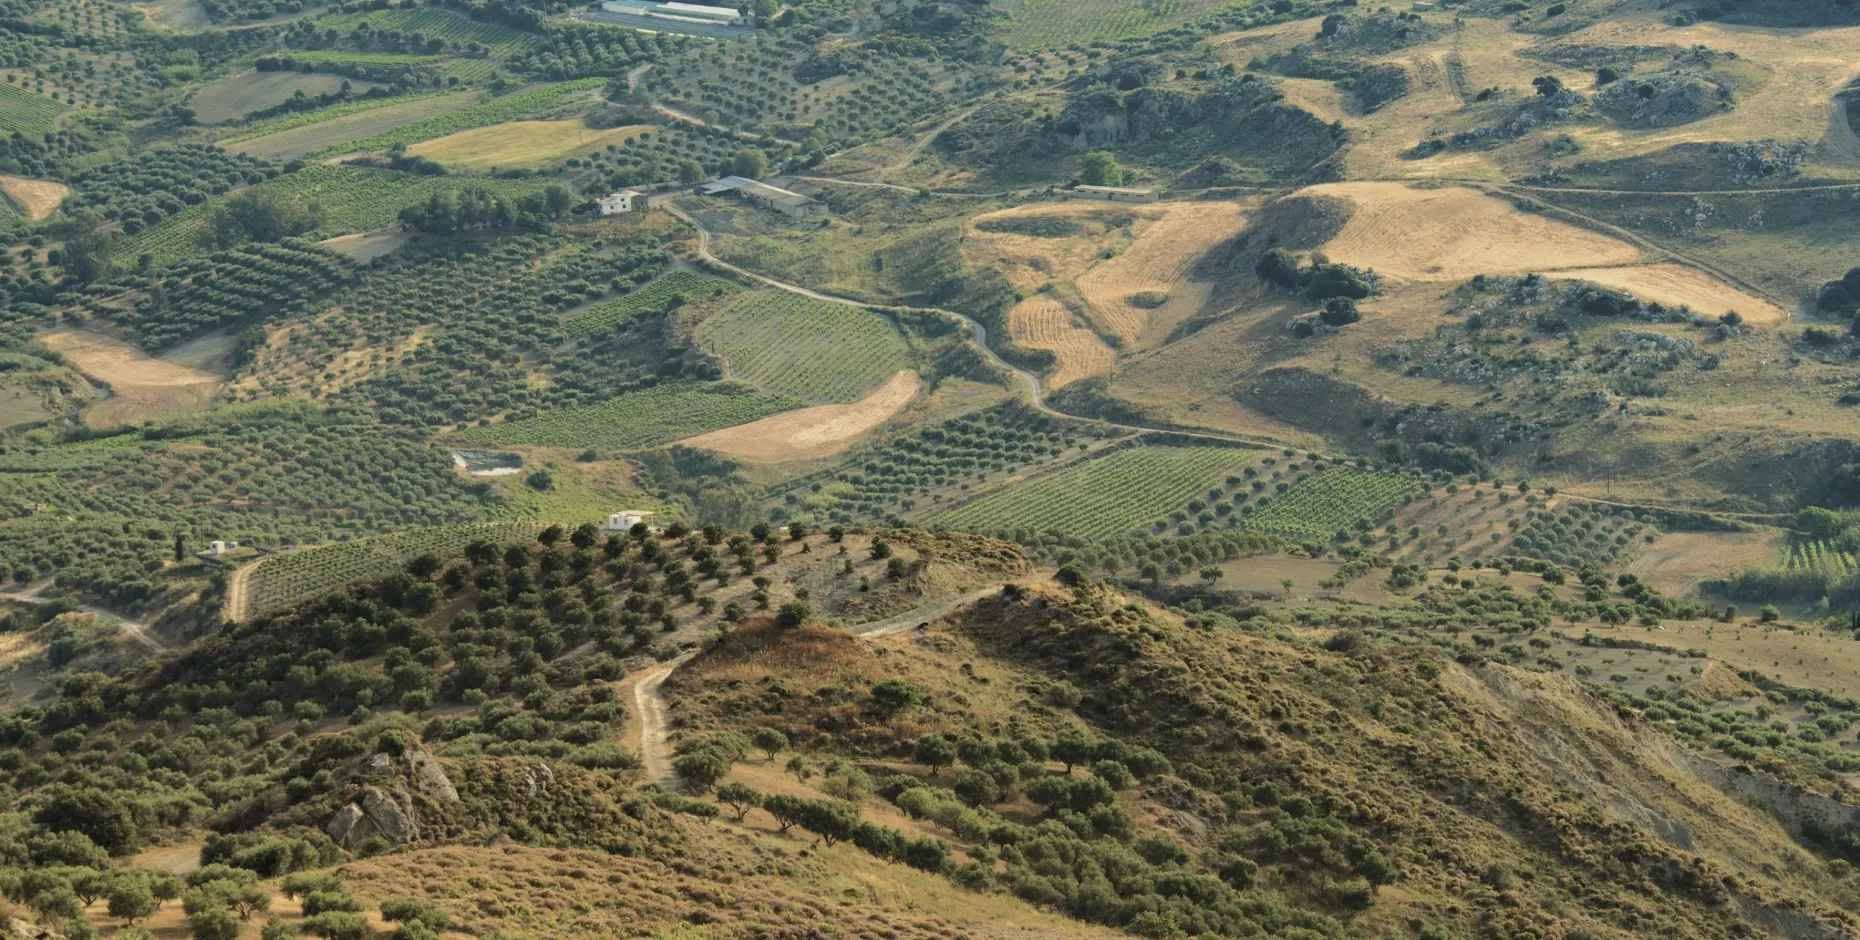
left=324, top=742, right=459, bottom=851
left=1597, top=74, right=1732, bottom=127
left=326, top=784, right=419, bottom=850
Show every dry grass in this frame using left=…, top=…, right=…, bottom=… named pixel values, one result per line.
left=1544, top=263, right=1790, bottom=324
left=0, top=175, right=67, bottom=220
left=678, top=369, right=920, bottom=463
left=1076, top=201, right=1248, bottom=348
left=405, top=120, right=653, bottom=170
left=38, top=329, right=218, bottom=428
left=1300, top=182, right=1645, bottom=281
left=1627, top=528, right=1786, bottom=598
left=1006, top=295, right=1116, bottom=388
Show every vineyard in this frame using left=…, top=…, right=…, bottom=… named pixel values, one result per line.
left=458, top=382, right=804, bottom=452
left=928, top=445, right=1256, bottom=540
left=306, top=79, right=605, bottom=158
left=701, top=291, right=911, bottom=403
left=119, top=165, right=554, bottom=267
left=0, top=84, right=65, bottom=135
left=242, top=521, right=546, bottom=617
left=313, top=8, right=544, bottom=57
left=998, top=0, right=1230, bottom=49
left=1239, top=467, right=1422, bottom=541
left=1786, top=539, right=1858, bottom=577
left=566, top=271, right=737, bottom=338
left=778, top=405, right=1090, bottom=525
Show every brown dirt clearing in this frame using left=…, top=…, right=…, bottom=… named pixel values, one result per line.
left=0, top=175, right=67, bottom=220
left=39, top=330, right=218, bottom=427
left=679, top=369, right=919, bottom=462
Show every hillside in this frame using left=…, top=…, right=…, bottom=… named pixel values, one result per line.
left=11, top=0, right=1860, bottom=935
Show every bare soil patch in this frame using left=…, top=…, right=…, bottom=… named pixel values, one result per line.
left=1545, top=263, right=1789, bottom=324
left=38, top=330, right=218, bottom=427
left=0, top=175, right=67, bottom=220
left=1302, top=181, right=1645, bottom=281
left=678, top=369, right=919, bottom=462
left=320, top=228, right=409, bottom=262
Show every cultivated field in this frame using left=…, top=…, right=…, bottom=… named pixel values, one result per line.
left=227, top=90, right=481, bottom=159
left=1006, top=295, right=1116, bottom=389
left=996, top=0, right=1230, bottom=49
left=406, top=120, right=654, bottom=171
left=700, top=291, right=912, bottom=403
left=458, top=382, right=805, bottom=452
left=678, top=369, right=921, bottom=463
left=189, top=70, right=377, bottom=124
left=1240, top=466, right=1421, bottom=541
left=0, top=84, right=65, bottom=135
left=313, top=7, right=543, bottom=56
left=239, top=521, right=545, bottom=618
left=0, top=176, right=67, bottom=220
left=121, top=165, right=553, bottom=267
left=1076, top=201, right=1248, bottom=347
left=307, top=80, right=605, bottom=158
left=927, top=444, right=1257, bottom=539
left=37, top=330, right=217, bottom=428
left=1301, top=182, right=1645, bottom=282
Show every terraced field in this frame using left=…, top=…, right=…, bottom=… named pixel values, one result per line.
left=928, top=444, right=1258, bottom=539
left=700, top=291, right=912, bottom=403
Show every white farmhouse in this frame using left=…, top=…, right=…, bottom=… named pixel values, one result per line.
left=598, top=190, right=646, bottom=215
left=207, top=540, right=240, bottom=555
left=601, top=510, right=654, bottom=533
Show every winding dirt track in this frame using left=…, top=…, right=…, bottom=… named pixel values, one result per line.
left=629, top=587, right=999, bottom=791
left=0, top=585, right=166, bottom=653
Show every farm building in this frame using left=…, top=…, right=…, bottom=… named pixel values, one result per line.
left=696, top=176, right=828, bottom=219
left=601, top=510, right=654, bottom=533
left=208, top=540, right=240, bottom=555
left=599, top=0, right=742, bottom=23
left=598, top=190, right=646, bottom=215
left=1065, top=185, right=1159, bottom=204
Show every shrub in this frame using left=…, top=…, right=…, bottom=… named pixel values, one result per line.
left=1319, top=297, right=1360, bottom=326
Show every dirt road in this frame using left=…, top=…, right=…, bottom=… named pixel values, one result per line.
left=0, top=585, right=167, bottom=653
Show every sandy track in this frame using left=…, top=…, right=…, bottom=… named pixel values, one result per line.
left=1545, top=263, right=1790, bottom=324
left=678, top=369, right=919, bottom=462
left=1008, top=296, right=1115, bottom=389
left=632, top=653, right=695, bottom=791
left=1077, top=202, right=1248, bottom=346
left=0, top=176, right=67, bottom=220
left=40, top=330, right=218, bottom=426
left=1302, top=182, right=1645, bottom=281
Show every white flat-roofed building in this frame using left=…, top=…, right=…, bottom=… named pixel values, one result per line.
left=1065, top=185, right=1159, bottom=203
